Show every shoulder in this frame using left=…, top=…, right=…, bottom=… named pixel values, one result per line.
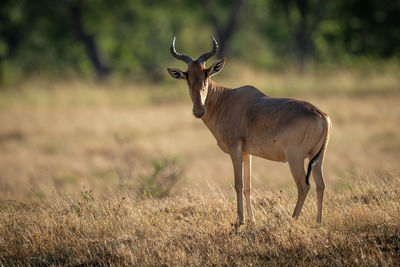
left=234, top=85, right=266, bottom=97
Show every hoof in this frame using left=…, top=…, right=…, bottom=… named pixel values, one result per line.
left=230, top=221, right=244, bottom=232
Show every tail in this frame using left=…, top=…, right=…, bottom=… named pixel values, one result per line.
left=305, top=116, right=331, bottom=185
left=305, top=144, right=324, bottom=185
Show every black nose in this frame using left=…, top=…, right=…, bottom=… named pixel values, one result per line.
left=193, top=108, right=205, bottom=118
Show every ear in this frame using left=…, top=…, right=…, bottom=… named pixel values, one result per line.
left=167, top=68, right=186, bottom=79
left=207, top=57, right=226, bottom=77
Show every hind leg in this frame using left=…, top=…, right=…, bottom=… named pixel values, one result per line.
left=311, top=158, right=325, bottom=223
left=287, top=154, right=310, bottom=219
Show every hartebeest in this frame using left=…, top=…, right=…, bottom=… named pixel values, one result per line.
left=167, top=37, right=331, bottom=226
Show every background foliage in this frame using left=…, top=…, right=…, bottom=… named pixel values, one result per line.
left=1, top=0, right=399, bottom=83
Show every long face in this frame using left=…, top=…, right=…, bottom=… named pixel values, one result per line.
left=167, top=37, right=225, bottom=119
left=186, top=61, right=209, bottom=118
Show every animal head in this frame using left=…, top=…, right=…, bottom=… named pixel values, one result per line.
left=167, top=37, right=226, bottom=118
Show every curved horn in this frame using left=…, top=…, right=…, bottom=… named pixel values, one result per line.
left=197, top=36, right=218, bottom=64
left=170, top=37, right=193, bottom=66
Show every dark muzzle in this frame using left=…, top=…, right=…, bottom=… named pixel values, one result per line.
left=193, top=107, right=205, bottom=118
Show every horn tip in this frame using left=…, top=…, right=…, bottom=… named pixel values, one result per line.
left=170, top=36, right=176, bottom=50
left=210, top=36, right=218, bottom=49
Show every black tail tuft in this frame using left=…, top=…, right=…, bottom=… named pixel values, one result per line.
left=305, top=145, right=325, bottom=185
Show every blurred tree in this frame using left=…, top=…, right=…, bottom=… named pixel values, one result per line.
left=337, top=0, right=400, bottom=57
left=0, top=0, right=24, bottom=81
left=280, top=0, right=327, bottom=72
left=0, top=0, right=399, bottom=83
left=59, top=0, right=110, bottom=79
left=201, top=0, right=247, bottom=58
left=0, top=0, right=93, bottom=81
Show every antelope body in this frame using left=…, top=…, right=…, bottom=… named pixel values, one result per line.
left=167, top=37, right=331, bottom=226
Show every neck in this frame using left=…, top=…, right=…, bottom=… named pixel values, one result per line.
left=202, top=80, right=230, bottom=124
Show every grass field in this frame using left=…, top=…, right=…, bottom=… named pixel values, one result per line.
left=1, top=64, right=400, bottom=265
left=1, top=178, right=399, bottom=265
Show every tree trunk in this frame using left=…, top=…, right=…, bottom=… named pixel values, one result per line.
left=282, top=0, right=325, bottom=73
left=295, top=0, right=309, bottom=73
left=202, top=0, right=246, bottom=58
left=60, top=0, right=109, bottom=79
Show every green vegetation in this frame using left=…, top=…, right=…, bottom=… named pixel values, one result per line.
left=1, top=0, right=400, bottom=82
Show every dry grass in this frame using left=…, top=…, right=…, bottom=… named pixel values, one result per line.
left=0, top=65, right=400, bottom=265
left=1, top=177, right=399, bottom=266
